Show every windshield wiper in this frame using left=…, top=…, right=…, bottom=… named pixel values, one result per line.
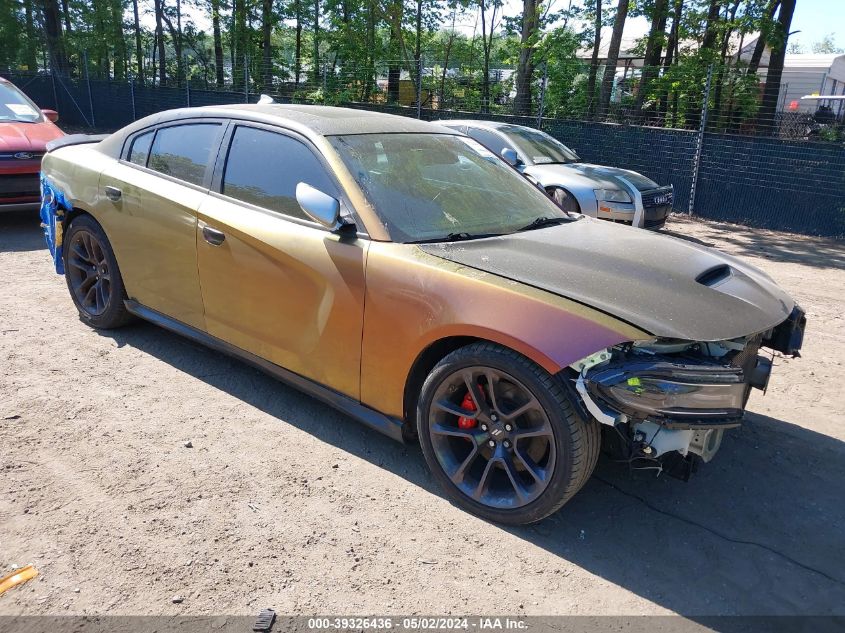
left=409, top=231, right=502, bottom=244
left=517, top=216, right=569, bottom=232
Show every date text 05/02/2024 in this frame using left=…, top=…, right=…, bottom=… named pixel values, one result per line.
left=306, top=617, right=529, bottom=630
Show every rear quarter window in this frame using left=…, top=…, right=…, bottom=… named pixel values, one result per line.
left=128, top=131, right=154, bottom=166
left=147, top=123, right=221, bottom=186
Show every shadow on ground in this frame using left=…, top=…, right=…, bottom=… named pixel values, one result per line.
left=665, top=216, right=845, bottom=271
left=0, top=210, right=45, bottom=252
left=98, top=320, right=845, bottom=619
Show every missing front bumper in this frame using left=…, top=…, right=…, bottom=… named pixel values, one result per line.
left=584, top=357, right=747, bottom=430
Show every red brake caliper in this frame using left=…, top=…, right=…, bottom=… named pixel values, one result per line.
left=458, top=390, right=478, bottom=429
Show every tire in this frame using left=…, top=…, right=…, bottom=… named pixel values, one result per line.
left=63, top=214, right=133, bottom=329
left=417, top=342, right=600, bottom=525
left=547, top=187, right=581, bottom=214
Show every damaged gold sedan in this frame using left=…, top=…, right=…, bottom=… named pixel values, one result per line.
left=40, top=105, right=805, bottom=524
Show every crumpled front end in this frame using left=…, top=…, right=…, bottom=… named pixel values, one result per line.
left=572, top=306, right=806, bottom=476
left=39, top=174, right=71, bottom=274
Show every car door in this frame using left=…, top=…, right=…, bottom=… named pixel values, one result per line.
left=196, top=123, right=368, bottom=400
left=98, top=121, right=226, bottom=330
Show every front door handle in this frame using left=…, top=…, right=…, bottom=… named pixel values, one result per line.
left=202, top=225, right=226, bottom=246
left=104, top=186, right=122, bottom=202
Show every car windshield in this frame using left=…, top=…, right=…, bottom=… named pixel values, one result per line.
left=0, top=83, right=43, bottom=123
left=502, top=126, right=579, bottom=165
left=328, top=133, right=571, bottom=243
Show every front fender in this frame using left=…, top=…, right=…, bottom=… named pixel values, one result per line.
left=360, top=243, right=647, bottom=419
left=524, top=166, right=599, bottom=216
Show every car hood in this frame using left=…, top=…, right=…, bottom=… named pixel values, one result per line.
left=0, top=120, right=64, bottom=152
left=525, top=162, right=659, bottom=191
left=418, top=218, right=794, bottom=342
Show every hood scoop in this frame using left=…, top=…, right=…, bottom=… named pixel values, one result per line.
left=696, top=264, right=732, bottom=287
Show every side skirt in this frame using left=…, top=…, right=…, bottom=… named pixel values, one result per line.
left=124, top=300, right=406, bottom=443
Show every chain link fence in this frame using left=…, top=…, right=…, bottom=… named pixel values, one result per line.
left=6, top=55, right=845, bottom=238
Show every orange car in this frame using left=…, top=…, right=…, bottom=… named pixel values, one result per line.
left=39, top=105, right=804, bottom=524
left=0, top=76, right=63, bottom=212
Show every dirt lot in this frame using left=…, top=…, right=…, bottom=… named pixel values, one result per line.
left=1, top=212, right=844, bottom=617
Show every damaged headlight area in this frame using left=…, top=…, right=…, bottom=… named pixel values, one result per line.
left=586, top=358, right=746, bottom=429
left=571, top=334, right=780, bottom=478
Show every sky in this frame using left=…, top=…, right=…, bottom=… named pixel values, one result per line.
left=142, top=0, right=842, bottom=56
left=464, top=0, right=843, bottom=52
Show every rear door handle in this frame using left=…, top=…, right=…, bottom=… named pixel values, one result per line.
left=202, top=225, right=226, bottom=246
left=104, top=186, right=122, bottom=202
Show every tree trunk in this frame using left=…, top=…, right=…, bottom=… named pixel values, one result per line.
left=634, top=0, right=668, bottom=116
left=132, top=0, right=144, bottom=83
left=312, top=0, right=320, bottom=84
left=294, top=0, right=302, bottom=87
left=211, top=0, right=223, bottom=87
left=24, top=0, right=39, bottom=72
left=748, top=0, right=779, bottom=75
left=387, top=19, right=400, bottom=103
left=262, top=0, right=273, bottom=92
left=61, top=0, right=72, bottom=33
left=586, top=0, right=601, bottom=117
left=479, top=0, right=497, bottom=113
left=701, top=0, right=722, bottom=52
left=40, top=0, right=69, bottom=74
left=111, top=0, right=125, bottom=80
left=659, top=0, right=682, bottom=119
left=514, top=0, right=539, bottom=116
left=154, top=0, right=166, bottom=84
left=175, top=0, right=183, bottom=84
left=597, top=0, right=627, bottom=119
left=757, top=0, right=795, bottom=134
left=362, top=0, right=375, bottom=101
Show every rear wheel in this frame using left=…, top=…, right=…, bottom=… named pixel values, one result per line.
left=417, top=342, right=600, bottom=525
left=547, top=187, right=581, bottom=214
left=63, top=214, right=133, bottom=329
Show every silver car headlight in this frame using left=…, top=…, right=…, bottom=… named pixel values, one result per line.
left=593, top=188, right=632, bottom=203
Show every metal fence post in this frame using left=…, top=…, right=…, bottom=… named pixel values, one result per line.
left=186, top=81, right=191, bottom=107
left=416, top=55, right=423, bottom=119
left=536, top=60, right=548, bottom=128
left=50, top=67, right=59, bottom=111
left=83, top=50, right=96, bottom=129
left=688, top=63, right=713, bottom=216
left=244, top=55, right=250, bottom=103
left=129, top=76, right=137, bottom=121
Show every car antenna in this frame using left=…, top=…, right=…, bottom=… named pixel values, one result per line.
left=257, top=94, right=276, bottom=104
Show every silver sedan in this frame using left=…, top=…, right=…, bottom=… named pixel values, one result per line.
left=437, top=120, right=673, bottom=230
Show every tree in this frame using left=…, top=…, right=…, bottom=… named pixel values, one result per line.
left=597, top=0, right=627, bottom=119
left=478, top=0, right=502, bottom=113
left=132, top=0, right=144, bottom=83
left=757, top=0, right=796, bottom=133
left=513, top=0, right=540, bottom=115
left=634, top=0, right=669, bottom=117
left=41, top=0, right=70, bottom=74
left=210, top=0, right=225, bottom=86
left=585, top=0, right=602, bottom=116
left=812, top=34, right=844, bottom=54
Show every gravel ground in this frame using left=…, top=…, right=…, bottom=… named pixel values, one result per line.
left=1, top=211, right=843, bottom=617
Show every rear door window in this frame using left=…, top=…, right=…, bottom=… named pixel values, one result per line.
left=147, top=123, right=221, bottom=186
left=221, top=126, right=339, bottom=222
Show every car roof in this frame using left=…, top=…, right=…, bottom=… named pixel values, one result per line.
left=97, top=104, right=461, bottom=158
left=437, top=119, right=514, bottom=132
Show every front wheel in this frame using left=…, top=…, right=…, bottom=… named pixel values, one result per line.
left=547, top=187, right=581, bottom=214
left=417, top=342, right=600, bottom=525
